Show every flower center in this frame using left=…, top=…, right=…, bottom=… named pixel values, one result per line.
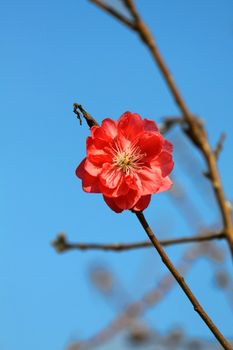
left=112, top=141, right=144, bottom=175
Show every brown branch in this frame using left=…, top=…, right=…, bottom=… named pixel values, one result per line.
left=52, top=231, right=225, bottom=253
left=122, top=0, right=140, bottom=22
left=214, top=132, right=226, bottom=159
left=89, top=0, right=136, bottom=30
left=89, top=0, right=233, bottom=258
left=135, top=211, right=232, bottom=350
left=73, top=103, right=99, bottom=128
left=159, top=116, right=184, bottom=134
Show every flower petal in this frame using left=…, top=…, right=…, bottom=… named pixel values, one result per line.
left=125, top=173, right=142, bottom=191
left=82, top=173, right=100, bottom=193
left=114, top=189, right=140, bottom=210
left=99, top=175, right=129, bottom=197
left=103, top=196, right=123, bottom=213
left=76, top=158, right=86, bottom=179
left=137, top=132, right=162, bottom=162
left=132, top=195, right=151, bottom=211
left=101, top=118, right=118, bottom=138
left=137, top=166, right=162, bottom=195
left=76, top=159, right=100, bottom=192
left=151, top=152, right=174, bottom=177
left=87, top=137, right=113, bottom=164
left=99, top=163, right=122, bottom=189
left=84, top=158, right=102, bottom=176
left=157, top=176, right=173, bottom=193
left=117, top=112, right=144, bottom=140
left=143, top=118, right=159, bottom=132
left=163, top=139, right=173, bottom=153
left=91, top=126, right=110, bottom=141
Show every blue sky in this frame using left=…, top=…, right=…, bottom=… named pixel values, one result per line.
left=1, top=1, right=233, bottom=349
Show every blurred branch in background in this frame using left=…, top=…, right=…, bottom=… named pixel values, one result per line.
left=67, top=243, right=203, bottom=349
left=67, top=240, right=231, bottom=350
left=88, top=263, right=132, bottom=310
left=168, top=178, right=206, bottom=231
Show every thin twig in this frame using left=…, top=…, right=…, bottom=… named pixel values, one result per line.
left=122, top=0, right=140, bottom=21
left=89, top=0, right=135, bottom=30
left=52, top=231, right=225, bottom=253
left=135, top=211, right=232, bottom=350
left=214, top=133, right=226, bottom=159
left=159, top=116, right=184, bottom=134
left=89, top=0, right=233, bottom=258
left=73, top=103, right=99, bottom=128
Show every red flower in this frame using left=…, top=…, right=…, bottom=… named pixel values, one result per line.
left=76, top=112, right=174, bottom=213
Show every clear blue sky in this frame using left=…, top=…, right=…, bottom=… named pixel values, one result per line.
left=1, top=1, right=233, bottom=349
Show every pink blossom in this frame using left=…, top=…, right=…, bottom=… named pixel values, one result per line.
left=76, top=112, right=174, bottom=212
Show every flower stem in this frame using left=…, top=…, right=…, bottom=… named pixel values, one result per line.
left=135, top=211, right=232, bottom=350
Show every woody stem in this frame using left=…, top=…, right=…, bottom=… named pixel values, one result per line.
left=135, top=210, right=232, bottom=350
